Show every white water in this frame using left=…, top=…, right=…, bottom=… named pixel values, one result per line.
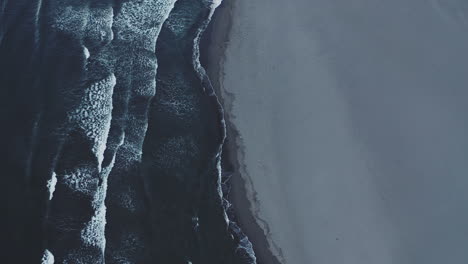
left=69, top=74, right=116, bottom=171
left=41, top=249, right=54, bottom=264
left=47, top=172, right=57, bottom=200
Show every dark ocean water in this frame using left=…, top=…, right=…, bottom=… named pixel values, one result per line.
left=1, top=0, right=255, bottom=263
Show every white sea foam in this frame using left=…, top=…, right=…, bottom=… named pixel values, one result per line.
left=83, top=46, right=90, bottom=59
left=192, top=0, right=224, bottom=94
left=62, top=167, right=98, bottom=196
left=49, top=3, right=89, bottom=37
left=81, top=155, right=115, bottom=253
left=47, top=172, right=57, bottom=200
left=202, top=0, right=222, bottom=9
left=81, top=201, right=107, bottom=249
left=69, top=74, right=116, bottom=171
left=211, top=0, right=223, bottom=9
left=216, top=158, right=229, bottom=225
left=114, top=0, right=177, bottom=50
left=86, top=5, right=114, bottom=45
left=50, top=2, right=114, bottom=46
left=41, top=249, right=54, bottom=264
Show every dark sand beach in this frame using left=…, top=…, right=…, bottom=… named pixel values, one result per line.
left=201, top=1, right=282, bottom=264
left=205, top=0, right=468, bottom=263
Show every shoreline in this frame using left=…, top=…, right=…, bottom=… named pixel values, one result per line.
left=200, top=1, right=282, bottom=264
left=203, top=0, right=468, bottom=263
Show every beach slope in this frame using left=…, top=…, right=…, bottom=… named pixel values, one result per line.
left=220, top=0, right=468, bottom=263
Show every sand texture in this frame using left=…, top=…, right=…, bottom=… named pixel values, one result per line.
left=221, top=0, right=468, bottom=263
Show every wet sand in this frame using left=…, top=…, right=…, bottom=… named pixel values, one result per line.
left=201, top=1, right=282, bottom=263
left=208, top=0, right=468, bottom=263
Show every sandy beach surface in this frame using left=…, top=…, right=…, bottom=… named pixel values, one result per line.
left=216, top=0, right=468, bottom=263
